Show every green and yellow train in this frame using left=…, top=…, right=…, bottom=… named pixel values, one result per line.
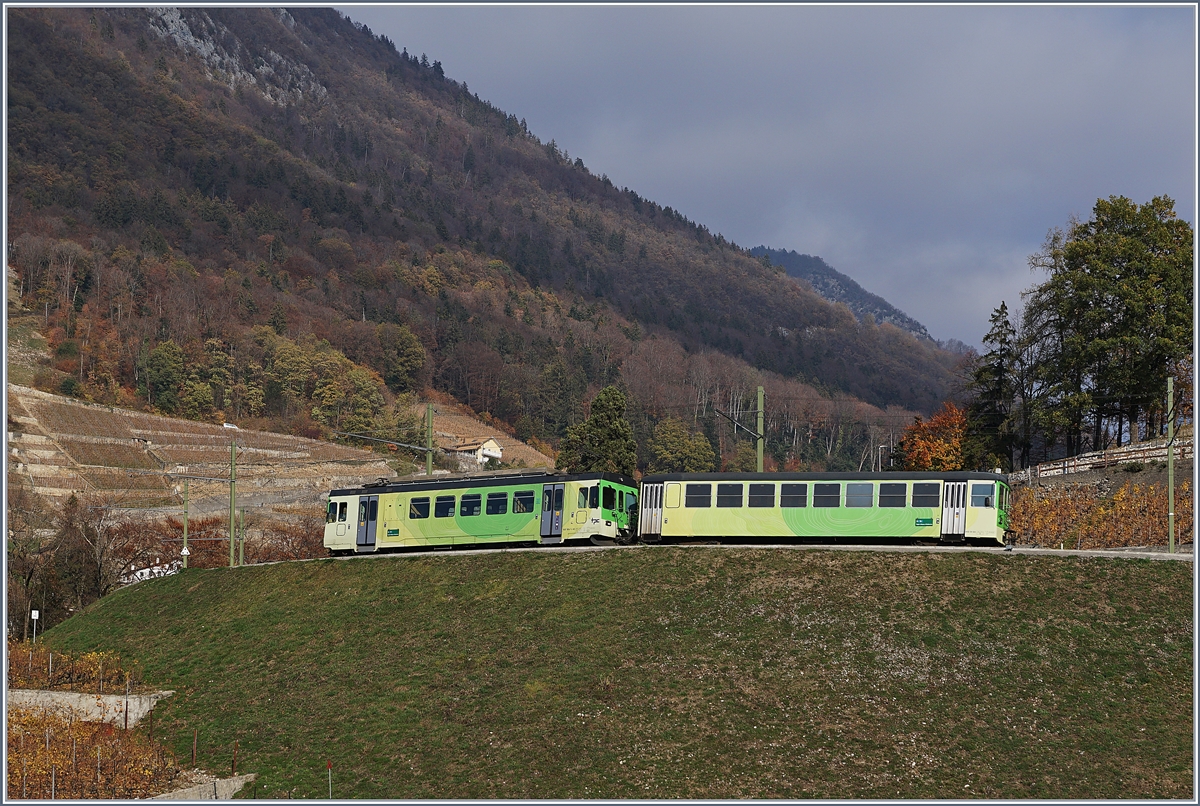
left=325, top=470, right=1012, bottom=554
left=637, top=471, right=1013, bottom=546
left=324, top=471, right=639, bottom=553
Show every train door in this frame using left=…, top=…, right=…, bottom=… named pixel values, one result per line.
left=941, top=482, right=966, bottom=538
left=356, top=495, right=379, bottom=552
left=640, top=482, right=664, bottom=540
left=540, top=483, right=565, bottom=542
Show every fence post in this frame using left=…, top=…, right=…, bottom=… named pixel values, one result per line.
left=1167, top=376, right=1175, bottom=553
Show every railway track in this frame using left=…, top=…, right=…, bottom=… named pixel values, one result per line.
left=317, top=541, right=1194, bottom=563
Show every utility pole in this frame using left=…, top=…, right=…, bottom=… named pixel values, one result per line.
left=229, top=437, right=237, bottom=567
left=756, top=386, right=764, bottom=473
left=426, top=403, right=434, bottom=477
left=1167, top=376, right=1175, bottom=554
left=714, top=386, right=765, bottom=473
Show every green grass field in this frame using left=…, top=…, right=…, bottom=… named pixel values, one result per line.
left=42, top=547, right=1192, bottom=799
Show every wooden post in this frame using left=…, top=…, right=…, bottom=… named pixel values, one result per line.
left=183, top=479, right=189, bottom=570
left=1168, top=376, right=1175, bottom=553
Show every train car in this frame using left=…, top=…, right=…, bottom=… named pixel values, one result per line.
left=325, top=470, right=639, bottom=554
left=637, top=471, right=1012, bottom=546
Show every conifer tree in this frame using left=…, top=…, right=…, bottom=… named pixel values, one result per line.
left=557, top=386, right=637, bottom=476
left=965, top=302, right=1017, bottom=470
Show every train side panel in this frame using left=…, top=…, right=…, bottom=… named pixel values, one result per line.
left=654, top=480, right=941, bottom=540
left=326, top=473, right=637, bottom=552
left=641, top=474, right=1008, bottom=546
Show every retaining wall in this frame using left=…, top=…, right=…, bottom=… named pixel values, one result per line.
left=151, top=774, right=257, bottom=800
left=7, top=688, right=174, bottom=727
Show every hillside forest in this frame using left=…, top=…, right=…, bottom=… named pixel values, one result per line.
left=7, top=7, right=964, bottom=476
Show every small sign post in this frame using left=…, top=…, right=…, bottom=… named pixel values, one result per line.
left=30, top=610, right=39, bottom=645
left=328, top=759, right=332, bottom=798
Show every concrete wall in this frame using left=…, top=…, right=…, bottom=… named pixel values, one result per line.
left=152, top=774, right=257, bottom=800
left=7, top=688, right=174, bottom=727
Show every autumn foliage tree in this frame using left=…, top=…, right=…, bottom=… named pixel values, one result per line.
left=893, top=401, right=966, bottom=471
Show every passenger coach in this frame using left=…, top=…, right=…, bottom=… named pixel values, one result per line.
left=325, top=471, right=639, bottom=554
left=637, top=472, right=1012, bottom=546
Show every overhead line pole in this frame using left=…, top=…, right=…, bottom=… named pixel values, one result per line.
left=229, top=437, right=237, bottom=568
left=427, top=403, right=434, bottom=478
left=757, top=386, right=765, bottom=474
left=714, top=385, right=766, bottom=472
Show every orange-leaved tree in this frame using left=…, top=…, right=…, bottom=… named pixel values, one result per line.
left=894, top=401, right=966, bottom=471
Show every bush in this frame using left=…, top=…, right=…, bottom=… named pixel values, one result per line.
left=1010, top=482, right=1192, bottom=549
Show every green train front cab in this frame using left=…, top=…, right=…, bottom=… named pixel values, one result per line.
left=324, top=471, right=638, bottom=554
left=637, top=472, right=1011, bottom=546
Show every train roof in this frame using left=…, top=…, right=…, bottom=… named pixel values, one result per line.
left=641, top=471, right=1010, bottom=484
left=329, top=470, right=637, bottom=497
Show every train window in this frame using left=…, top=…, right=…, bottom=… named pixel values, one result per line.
left=879, top=483, right=907, bottom=508
left=460, top=494, right=482, bottom=517
left=435, top=495, right=456, bottom=518
left=590, top=486, right=600, bottom=509
left=544, top=489, right=553, bottom=512
left=409, top=497, right=430, bottom=519
left=846, top=483, right=873, bottom=508
left=513, top=491, right=535, bottom=513
left=625, top=492, right=637, bottom=513
left=716, top=483, right=743, bottom=508
left=971, top=483, right=994, bottom=508
left=685, top=483, right=712, bottom=508
left=359, top=501, right=368, bottom=522
left=486, top=492, right=508, bottom=515
left=338, top=502, right=347, bottom=522
left=578, top=488, right=589, bottom=510
left=369, top=500, right=379, bottom=521
left=748, top=483, right=775, bottom=507
left=780, top=484, right=807, bottom=507
left=554, top=487, right=564, bottom=511
left=912, top=483, right=940, bottom=508
left=326, top=501, right=338, bottom=523
left=813, top=483, right=841, bottom=508
left=999, top=486, right=1009, bottom=510
left=602, top=486, right=616, bottom=510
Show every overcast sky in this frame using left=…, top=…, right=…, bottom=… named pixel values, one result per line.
left=338, top=4, right=1195, bottom=348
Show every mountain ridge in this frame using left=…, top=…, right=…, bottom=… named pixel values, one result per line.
left=751, top=247, right=933, bottom=342
left=7, top=7, right=965, bottom=477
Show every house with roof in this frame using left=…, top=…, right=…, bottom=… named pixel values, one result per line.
left=448, top=436, right=503, bottom=469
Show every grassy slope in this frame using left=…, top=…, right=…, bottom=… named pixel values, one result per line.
left=42, top=548, right=1192, bottom=799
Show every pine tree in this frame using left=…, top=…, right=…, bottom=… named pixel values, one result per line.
left=557, top=386, right=637, bottom=476
left=965, top=302, right=1017, bottom=470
